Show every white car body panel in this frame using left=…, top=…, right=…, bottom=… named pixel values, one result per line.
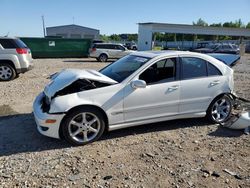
left=33, top=51, right=234, bottom=140
left=44, top=69, right=117, bottom=100
left=123, top=80, right=180, bottom=122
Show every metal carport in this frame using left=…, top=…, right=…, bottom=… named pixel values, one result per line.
left=138, top=22, right=250, bottom=51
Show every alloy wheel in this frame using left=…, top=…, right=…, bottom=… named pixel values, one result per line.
left=211, top=98, right=231, bottom=122
left=68, top=112, right=101, bottom=143
left=0, top=65, right=13, bottom=80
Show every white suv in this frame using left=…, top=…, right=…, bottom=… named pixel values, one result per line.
left=89, top=43, right=134, bottom=62
left=0, top=37, right=33, bottom=81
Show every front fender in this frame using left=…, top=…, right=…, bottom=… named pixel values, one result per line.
left=49, top=93, right=94, bottom=113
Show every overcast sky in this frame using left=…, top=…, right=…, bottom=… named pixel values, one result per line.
left=1, top=0, right=249, bottom=37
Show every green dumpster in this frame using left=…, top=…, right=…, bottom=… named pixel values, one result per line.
left=19, top=37, right=91, bottom=58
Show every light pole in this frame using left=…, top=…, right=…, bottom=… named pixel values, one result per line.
left=42, top=15, right=46, bottom=37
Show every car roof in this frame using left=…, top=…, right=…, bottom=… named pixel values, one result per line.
left=0, top=37, right=17, bottom=40
left=131, top=50, right=206, bottom=58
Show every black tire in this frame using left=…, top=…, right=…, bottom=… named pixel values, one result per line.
left=61, top=107, right=106, bottom=145
left=0, top=62, right=16, bottom=81
left=206, top=95, right=232, bottom=124
left=98, top=54, right=108, bottom=62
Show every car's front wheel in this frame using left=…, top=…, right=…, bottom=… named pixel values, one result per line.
left=61, top=107, right=106, bottom=145
left=207, top=95, right=232, bottom=124
left=0, top=63, right=16, bottom=81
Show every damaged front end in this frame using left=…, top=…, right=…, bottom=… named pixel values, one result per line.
left=41, top=69, right=118, bottom=113
left=221, top=95, right=250, bottom=132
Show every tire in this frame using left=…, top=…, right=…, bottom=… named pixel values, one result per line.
left=61, top=107, right=106, bottom=145
left=0, top=63, right=16, bottom=81
left=206, top=95, right=232, bottom=124
left=98, top=54, right=108, bottom=62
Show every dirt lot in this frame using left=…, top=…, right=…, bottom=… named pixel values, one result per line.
left=0, top=56, right=249, bottom=188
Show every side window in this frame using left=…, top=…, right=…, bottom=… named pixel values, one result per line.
left=110, top=45, right=117, bottom=50
left=181, top=57, right=207, bottom=79
left=95, top=44, right=102, bottom=49
left=207, top=62, right=222, bottom=76
left=139, top=58, right=176, bottom=84
left=103, top=45, right=110, bottom=49
left=117, top=45, right=125, bottom=50
left=0, top=39, right=16, bottom=49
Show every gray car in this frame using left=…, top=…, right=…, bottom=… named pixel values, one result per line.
left=0, top=37, right=33, bottom=81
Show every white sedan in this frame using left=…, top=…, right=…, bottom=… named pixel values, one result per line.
left=33, top=51, right=234, bottom=145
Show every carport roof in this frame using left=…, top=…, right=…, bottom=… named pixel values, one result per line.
left=138, top=22, right=250, bottom=37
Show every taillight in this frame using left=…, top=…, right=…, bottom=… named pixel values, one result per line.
left=16, top=48, right=28, bottom=54
left=91, top=48, right=96, bottom=52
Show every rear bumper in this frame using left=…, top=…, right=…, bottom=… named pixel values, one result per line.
left=16, top=64, right=34, bottom=74
left=33, top=92, right=65, bottom=139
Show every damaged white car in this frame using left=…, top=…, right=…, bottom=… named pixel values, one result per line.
left=33, top=51, right=236, bottom=145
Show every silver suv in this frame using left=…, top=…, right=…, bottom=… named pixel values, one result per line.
left=89, top=43, right=134, bottom=62
left=0, top=37, right=33, bottom=81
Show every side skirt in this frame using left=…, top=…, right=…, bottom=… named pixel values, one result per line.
left=108, top=112, right=206, bottom=131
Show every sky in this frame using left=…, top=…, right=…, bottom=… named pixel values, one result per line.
left=0, top=0, right=249, bottom=37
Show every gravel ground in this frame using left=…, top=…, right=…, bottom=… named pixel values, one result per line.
left=0, top=56, right=249, bottom=187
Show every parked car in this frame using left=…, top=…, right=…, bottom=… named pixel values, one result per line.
left=33, top=51, right=235, bottom=145
left=193, top=43, right=240, bottom=54
left=0, top=37, right=33, bottom=81
left=124, top=42, right=137, bottom=50
left=208, top=53, right=240, bottom=67
left=89, top=43, right=134, bottom=62
left=245, top=42, right=250, bottom=53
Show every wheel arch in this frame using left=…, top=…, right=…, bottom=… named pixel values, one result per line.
left=99, top=53, right=109, bottom=59
left=0, top=59, right=17, bottom=72
left=206, top=92, right=233, bottom=112
left=59, top=104, right=109, bottom=139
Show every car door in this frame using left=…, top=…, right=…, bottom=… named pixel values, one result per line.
left=111, top=45, right=126, bottom=58
left=116, top=45, right=128, bottom=58
left=179, top=56, right=226, bottom=114
left=123, top=57, right=180, bottom=122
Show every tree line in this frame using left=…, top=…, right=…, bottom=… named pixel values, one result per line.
left=100, top=18, right=250, bottom=42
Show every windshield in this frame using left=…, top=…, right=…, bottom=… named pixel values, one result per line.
left=100, top=55, right=150, bottom=82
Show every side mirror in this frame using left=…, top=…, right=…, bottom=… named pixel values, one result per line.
left=131, top=80, right=146, bottom=89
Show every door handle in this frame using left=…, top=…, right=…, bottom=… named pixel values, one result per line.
left=168, top=85, right=179, bottom=91
left=210, top=80, right=220, bottom=86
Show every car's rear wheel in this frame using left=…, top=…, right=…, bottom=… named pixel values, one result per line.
left=61, top=107, right=106, bottom=145
left=0, top=63, right=16, bottom=81
left=207, top=95, right=232, bottom=124
left=98, top=54, right=108, bottom=62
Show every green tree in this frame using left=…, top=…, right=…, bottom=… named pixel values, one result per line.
left=127, top=34, right=138, bottom=41
left=110, top=34, right=121, bottom=41
left=193, top=18, right=208, bottom=26
left=246, top=22, right=250, bottom=29
left=100, top=34, right=110, bottom=42
left=210, top=23, right=222, bottom=27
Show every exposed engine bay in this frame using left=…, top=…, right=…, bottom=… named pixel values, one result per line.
left=54, top=79, right=111, bottom=97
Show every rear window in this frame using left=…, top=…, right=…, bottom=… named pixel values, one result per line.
left=14, top=39, right=27, bottom=48
left=0, top=39, right=17, bottom=49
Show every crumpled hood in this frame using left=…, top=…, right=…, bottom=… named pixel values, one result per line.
left=44, top=69, right=117, bottom=99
